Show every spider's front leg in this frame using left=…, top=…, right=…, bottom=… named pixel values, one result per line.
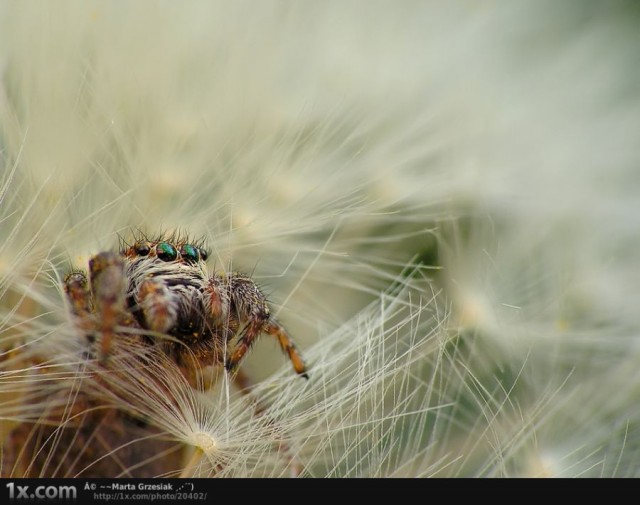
left=64, top=271, right=93, bottom=321
left=213, top=272, right=308, bottom=379
left=88, top=252, right=128, bottom=358
left=64, top=270, right=99, bottom=360
left=65, top=252, right=128, bottom=358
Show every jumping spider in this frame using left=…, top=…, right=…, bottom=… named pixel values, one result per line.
left=64, top=234, right=308, bottom=382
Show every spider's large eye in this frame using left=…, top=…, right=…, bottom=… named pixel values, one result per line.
left=180, top=244, right=199, bottom=263
left=134, top=242, right=150, bottom=256
left=199, top=248, right=209, bottom=261
left=156, top=242, right=177, bottom=262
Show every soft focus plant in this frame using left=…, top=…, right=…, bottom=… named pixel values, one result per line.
left=1, top=0, right=639, bottom=477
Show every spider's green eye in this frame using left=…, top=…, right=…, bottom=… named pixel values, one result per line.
left=180, top=244, right=199, bottom=263
left=134, top=242, right=150, bottom=256
left=156, top=242, right=177, bottom=262
left=199, top=248, right=209, bottom=261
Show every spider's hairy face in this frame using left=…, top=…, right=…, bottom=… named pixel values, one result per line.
left=120, top=237, right=213, bottom=343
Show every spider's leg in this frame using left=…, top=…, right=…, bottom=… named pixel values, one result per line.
left=89, top=252, right=127, bottom=358
left=64, top=270, right=100, bottom=359
left=225, top=318, right=266, bottom=373
left=64, top=271, right=92, bottom=315
left=222, top=272, right=270, bottom=373
left=223, top=273, right=308, bottom=378
left=264, top=320, right=308, bottom=379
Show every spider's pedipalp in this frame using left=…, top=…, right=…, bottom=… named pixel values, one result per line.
left=204, top=275, right=230, bottom=321
left=135, top=278, right=178, bottom=334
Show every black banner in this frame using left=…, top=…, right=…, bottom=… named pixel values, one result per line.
left=0, top=477, right=610, bottom=502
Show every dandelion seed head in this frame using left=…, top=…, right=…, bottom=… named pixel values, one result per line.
left=191, top=431, right=217, bottom=453
left=2, top=0, right=640, bottom=478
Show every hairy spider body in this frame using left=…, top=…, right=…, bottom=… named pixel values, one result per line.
left=66, top=234, right=308, bottom=381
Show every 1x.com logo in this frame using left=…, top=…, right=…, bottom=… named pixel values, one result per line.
left=6, top=483, right=77, bottom=500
